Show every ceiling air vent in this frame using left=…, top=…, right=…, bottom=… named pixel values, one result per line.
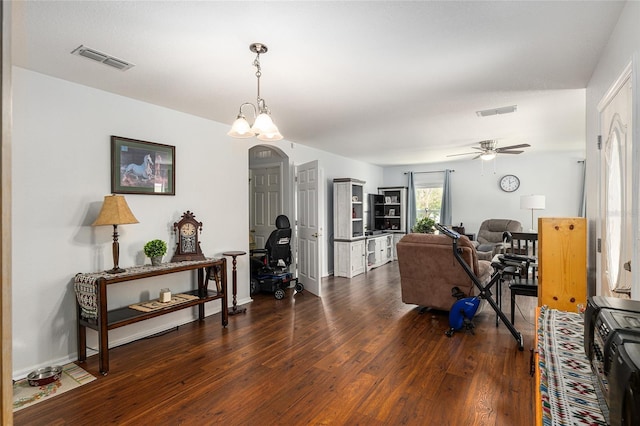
left=476, top=105, right=517, bottom=117
left=71, top=45, right=135, bottom=71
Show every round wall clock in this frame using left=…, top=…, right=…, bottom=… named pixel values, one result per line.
left=171, top=210, right=206, bottom=262
left=499, top=174, right=520, bottom=192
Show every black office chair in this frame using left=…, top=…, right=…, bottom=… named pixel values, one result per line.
left=250, top=215, right=303, bottom=299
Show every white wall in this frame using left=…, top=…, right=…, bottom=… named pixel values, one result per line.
left=11, top=67, right=380, bottom=376
left=383, top=151, right=585, bottom=235
left=11, top=67, right=249, bottom=376
left=585, top=1, right=640, bottom=297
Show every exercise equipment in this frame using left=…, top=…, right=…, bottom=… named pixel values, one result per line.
left=436, top=223, right=524, bottom=350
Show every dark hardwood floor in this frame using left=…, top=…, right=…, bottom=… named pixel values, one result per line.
left=15, top=261, right=536, bottom=425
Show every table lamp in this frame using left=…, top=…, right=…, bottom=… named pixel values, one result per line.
left=520, top=194, right=545, bottom=232
left=93, top=194, right=139, bottom=273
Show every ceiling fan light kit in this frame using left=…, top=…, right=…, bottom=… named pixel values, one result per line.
left=228, top=43, right=283, bottom=142
left=480, top=152, right=496, bottom=161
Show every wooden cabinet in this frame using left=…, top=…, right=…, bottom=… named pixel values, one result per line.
left=538, top=217, right=586, bottom=311
left=334, top=240, right=366, bottom=278
left=366, top=233, right=393, bottom=271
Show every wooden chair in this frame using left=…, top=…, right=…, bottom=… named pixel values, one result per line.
left=506, top=232, right=538, bottom=324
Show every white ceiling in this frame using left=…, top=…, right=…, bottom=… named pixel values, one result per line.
left=11, top=1, right=625, bottom=166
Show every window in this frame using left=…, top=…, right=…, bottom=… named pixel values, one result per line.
left=415, top=186, right=442, bottom=222
left=413, top=172, right=444, bottom=223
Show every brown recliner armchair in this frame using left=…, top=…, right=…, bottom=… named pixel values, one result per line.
left=474, top=219, right=523, bottom=261
left=397, top=233, right=493, bottom=311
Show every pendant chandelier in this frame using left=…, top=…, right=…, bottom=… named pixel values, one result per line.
left=227, top=43, right=283, bottom=141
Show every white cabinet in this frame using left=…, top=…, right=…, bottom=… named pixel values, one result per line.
left=392, top=233, right=404, bottom=261
left=376, top=187, right=408, bottom=261
left=377, top=187, right=407, bottom=233
left=333, top=178, right=366, bottom=278
left=334, top=240, right=366, bottom=278
left=334, top=178, right=365, bottom=240
left=366, top=233, right=393, bottom=271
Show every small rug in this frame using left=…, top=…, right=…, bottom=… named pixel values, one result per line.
left=537, top=306, right=609, bottom=425
left=128, top=293, right=199, bottom=312
left=13, top=363, right=96, bottom=411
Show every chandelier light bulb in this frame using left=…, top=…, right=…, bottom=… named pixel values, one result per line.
left=257, top=126, right=283, bottom=142
left=227, top=116, right=255, bottom=138
left=251, top=112, right=277, bottom=135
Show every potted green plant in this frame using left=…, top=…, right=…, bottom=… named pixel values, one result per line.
left=412, top=216, right=436, bottom=234
left=144, top=239, right=167, bottom=266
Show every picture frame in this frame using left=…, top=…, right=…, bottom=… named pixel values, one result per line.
left=111, top=136, right=175, bottom=195
left=388, top=209, right=396, bottom=216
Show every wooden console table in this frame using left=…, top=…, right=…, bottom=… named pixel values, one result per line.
left=74, top=258, right=227, bottom=375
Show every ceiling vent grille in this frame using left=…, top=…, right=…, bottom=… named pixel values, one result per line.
left=71, top=45, right=134, bottom=71
left=476, top=105, right=517, bottom=117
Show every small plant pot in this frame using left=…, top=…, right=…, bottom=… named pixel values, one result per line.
left=151, top=256, right=163, bottom=266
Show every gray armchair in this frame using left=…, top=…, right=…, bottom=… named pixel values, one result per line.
left=474, top=219, right=523, bottom=261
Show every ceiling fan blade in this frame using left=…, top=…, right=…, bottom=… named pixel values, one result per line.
left=496, top=143, right=530, bottom=152
left=446, top=152, right=477, bottom=157
left=472, top=146, right=485, bottom=151
left=497, top=150, right=524, bottom=155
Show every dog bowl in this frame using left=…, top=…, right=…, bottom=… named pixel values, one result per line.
left=27, top=366, right=63, bottom=386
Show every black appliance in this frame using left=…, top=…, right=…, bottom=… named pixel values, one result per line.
left=584, top=296, right=640, bottom=360
left=608, top=340, right=640, bottom=426
left=590, top=307, right=640, bottom=426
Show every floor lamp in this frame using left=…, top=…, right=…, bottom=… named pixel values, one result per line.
left=520, top=195, right=545, bottom=232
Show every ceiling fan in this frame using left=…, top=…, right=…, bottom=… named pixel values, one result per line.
left=447, top=140, right=531, bottom=160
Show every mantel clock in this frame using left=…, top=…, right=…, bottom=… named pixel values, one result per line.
left=171, top=211, right=206, bottom=262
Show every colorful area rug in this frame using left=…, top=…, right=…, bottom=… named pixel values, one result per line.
left=128, top=293, right=199, bottom=312
left=13, top=363, right=96, bottom=411
left=537, top=306, right=609, bottom=425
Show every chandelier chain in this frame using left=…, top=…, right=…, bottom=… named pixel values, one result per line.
left=253, top=54, right=263, bottom=108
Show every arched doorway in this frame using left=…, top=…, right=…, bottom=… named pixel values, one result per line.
left=248, top=145, right=292, bottom=253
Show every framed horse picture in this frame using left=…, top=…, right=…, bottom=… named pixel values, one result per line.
left=111, top=136, right=175, bottom=195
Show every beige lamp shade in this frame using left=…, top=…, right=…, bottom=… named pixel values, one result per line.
left=520, top=195, right=546, bottom=210
left=92, top=195, right=139, bottom=226
left=520, top=194, right=545, bottom=231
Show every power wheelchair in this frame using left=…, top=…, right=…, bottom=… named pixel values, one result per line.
left=250, top=215, right=304, bottom=300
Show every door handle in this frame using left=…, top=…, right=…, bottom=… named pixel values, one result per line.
left=250, top=229, right=256, bottom=233
left=624, top=260, right=631, bottom=272
left=312, top=233, right=318, bottom=237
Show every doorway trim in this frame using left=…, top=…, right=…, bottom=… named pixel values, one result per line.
left=596, top=58, right=638, bottom=298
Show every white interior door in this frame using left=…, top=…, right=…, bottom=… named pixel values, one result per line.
left=599, top=67, right=633, bottom=297
left=250, top=165, right=282, bottom=250
left=296, top=161, right=323, bottom=296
